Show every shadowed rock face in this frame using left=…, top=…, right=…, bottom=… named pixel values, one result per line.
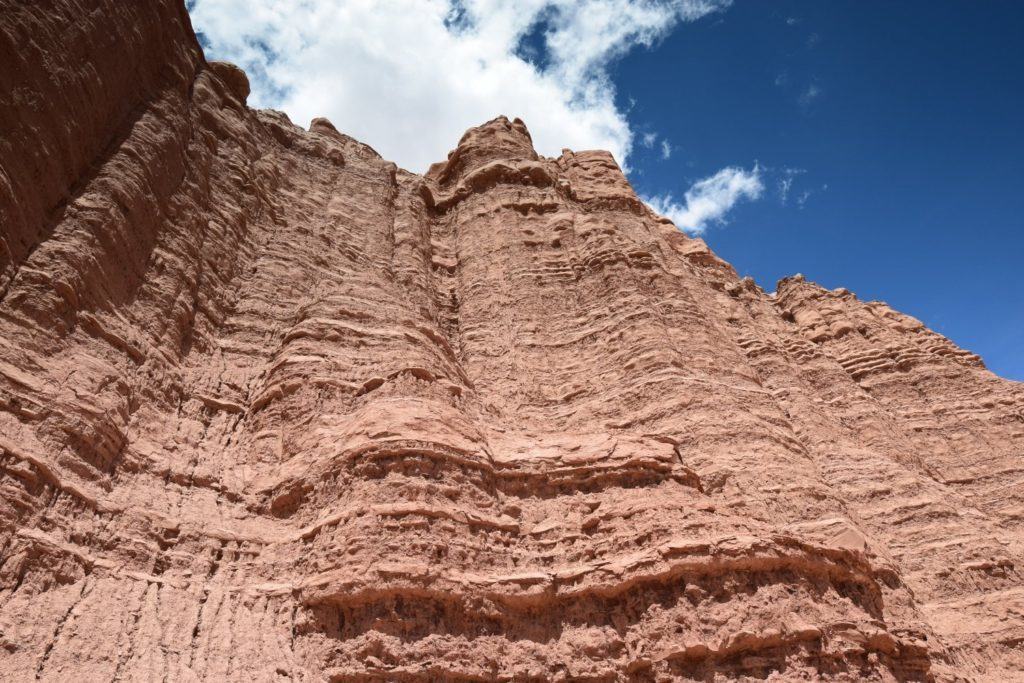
left=1, top=2, right=1022, bottom=681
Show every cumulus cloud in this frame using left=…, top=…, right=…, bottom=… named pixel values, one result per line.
left=187, top=0, right=731, bottom=172
left=643, top=165, right=763, bottom=235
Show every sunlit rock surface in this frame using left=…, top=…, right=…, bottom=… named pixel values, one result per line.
left=1, top=2, right=1022, bottom=680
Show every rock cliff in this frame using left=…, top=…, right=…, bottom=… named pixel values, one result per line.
left=1, top=1, right=1022, bottom=681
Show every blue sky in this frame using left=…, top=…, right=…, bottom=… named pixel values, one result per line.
left=619, top=1, right=1023, bottom=380
left=188, top=0, right=1022, bottom=380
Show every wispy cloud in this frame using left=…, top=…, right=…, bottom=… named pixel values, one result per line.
left=773, top=22, right=824, bottom=108
left=187, top=0, right=732, bottom=171
left=798, top=83, right=822, bottom=106
left=660, top=139, right=673, bottom=160
left=777, top=166, right=805, bottom=204
left=795, top=182, right=828, bottom=209
left=779, top=177, right=794, bottom=203
left=643, top=165, right=763, bottom=235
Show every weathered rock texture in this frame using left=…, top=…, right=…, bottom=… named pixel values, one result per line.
left=1, top=2, right=1022, bottom=681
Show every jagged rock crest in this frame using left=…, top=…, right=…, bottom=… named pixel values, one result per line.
left=1, top=2, right=1022, bottom=681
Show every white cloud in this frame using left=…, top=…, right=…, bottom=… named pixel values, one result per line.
left=798, top=83, right=821, bottom=106
left=187, top=0, right=731, bottom=172
left=660, top=139, right=672, bottom=159
left=643, top=165, right=763, bottom=235
left=779, top=176, right=793, bottom=203
left=777, top=166, right=805, bottom=204
left=641, top=132, right=658, bottom=148
left=796, top=183, right=827, bottom=209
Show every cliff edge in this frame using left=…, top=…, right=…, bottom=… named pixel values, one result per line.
left=1, top=2, right=1022, bottom=681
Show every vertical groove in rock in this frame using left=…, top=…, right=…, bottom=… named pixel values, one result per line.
left=1, top=2, right=1022, bottom=681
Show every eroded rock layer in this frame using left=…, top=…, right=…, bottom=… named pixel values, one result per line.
left=1, top=2, right=1022, bottom=681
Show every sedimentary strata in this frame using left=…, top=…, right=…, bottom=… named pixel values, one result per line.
left=1, top=1, right=1022, bottom=680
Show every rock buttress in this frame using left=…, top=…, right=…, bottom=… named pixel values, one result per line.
left=1, top=2, right=1023, bottom=681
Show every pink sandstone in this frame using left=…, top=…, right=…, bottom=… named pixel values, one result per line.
left=1, top=1, right=1023, bottom=681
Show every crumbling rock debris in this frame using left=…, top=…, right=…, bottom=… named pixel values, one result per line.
left=1, top=1, right=1022, bottom=681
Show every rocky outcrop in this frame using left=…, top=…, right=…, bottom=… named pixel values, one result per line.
left=1, top=1, right=1022, bottom=681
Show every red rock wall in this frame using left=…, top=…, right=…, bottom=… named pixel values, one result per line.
left=0, top=0, right=203, bottom=295
left=0, top=1, right=1022, bottom=681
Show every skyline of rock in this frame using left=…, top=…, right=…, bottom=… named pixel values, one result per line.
left=1, top=1, right=1022, bottom=681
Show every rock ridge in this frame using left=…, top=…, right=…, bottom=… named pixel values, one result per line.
left=0, top=1, right=1022, bottom=681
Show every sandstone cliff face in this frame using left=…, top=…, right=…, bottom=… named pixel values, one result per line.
left=1, top=2, right=1022, bottom=681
